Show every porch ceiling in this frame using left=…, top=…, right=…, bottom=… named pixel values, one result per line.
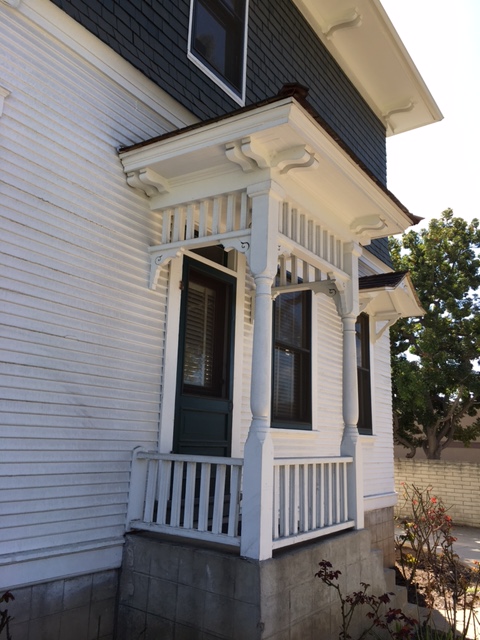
left=120, top=95, right=418, bottom=244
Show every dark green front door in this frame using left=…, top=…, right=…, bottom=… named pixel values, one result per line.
left=173, top=258, right=235, bottom=457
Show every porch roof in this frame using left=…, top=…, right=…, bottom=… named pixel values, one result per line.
left=359, top=270, right=424, bottom=320
left=119, top=86, right=420, bottom=245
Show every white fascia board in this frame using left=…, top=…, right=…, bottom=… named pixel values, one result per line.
left=12, top=0, right=197, bottom=130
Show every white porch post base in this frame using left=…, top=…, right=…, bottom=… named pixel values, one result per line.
left=240, top=420, right=274, bottom=560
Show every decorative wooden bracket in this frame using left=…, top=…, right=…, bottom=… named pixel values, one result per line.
left=226, top=139, right=318, bottom=175
left=148, top=247, right=184, bottom=290
left=273, top=146, right=318, bottom=174
left=272, top=278, right=338, bottom=300
left=372, top=314, right=401, bottom=342
left=323, top=10, right=362, bottom=38
left=126, top=168, right=170, bottom=197
left=350, top=215, right=387, bottom=240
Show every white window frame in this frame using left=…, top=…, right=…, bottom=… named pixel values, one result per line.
left=187, top=0, right=249, bottom=106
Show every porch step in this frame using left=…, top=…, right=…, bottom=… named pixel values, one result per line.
left=383, top=567, right=396, bottom=593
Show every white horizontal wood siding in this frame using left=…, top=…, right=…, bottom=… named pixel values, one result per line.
left=0, top=6, right=180, bottom=587
left=362, top=329, right=396, bottom=508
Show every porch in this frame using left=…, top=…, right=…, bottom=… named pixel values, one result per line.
left=126, top=449, right=354, bottom=559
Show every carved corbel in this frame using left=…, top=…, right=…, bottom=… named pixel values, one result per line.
left=225, top=137, right=270, bottom=172
left=273, top=146, right=318, bottom=174
left=323, top=10, right=362, bottom=38
left=149, top=247, right=184, bottom=290
left=225, top=142, right=256, bottom=172
left=383, top=101, right=415, bottom=133
left=126, top=168, right=170, bottom=197
left=350, top=215, right=387, bottom=241
left=240, top=137, right=270, bottom=168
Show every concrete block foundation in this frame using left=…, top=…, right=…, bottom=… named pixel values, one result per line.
left=118, top=525, right=400, bottom=640
left=5, top=569, right=118, bottom=640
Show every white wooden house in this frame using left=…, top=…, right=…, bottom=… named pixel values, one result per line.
left=0, top=0, right=440, bottom=637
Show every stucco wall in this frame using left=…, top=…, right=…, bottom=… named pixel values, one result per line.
left=395, top=459, right=480, bottom=527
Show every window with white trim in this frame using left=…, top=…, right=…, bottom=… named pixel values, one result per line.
left=188, top=0, right=248, bottom=104
left=271, top=289, right=312, bottom=429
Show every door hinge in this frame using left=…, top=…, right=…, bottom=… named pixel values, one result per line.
left=179, top=280, right=184, bottom=290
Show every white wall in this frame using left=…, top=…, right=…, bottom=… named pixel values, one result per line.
left=0, top=2, right=187, bottom=589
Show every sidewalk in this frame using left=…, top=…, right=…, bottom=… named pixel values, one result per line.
left=395, top=524, right=480, bottom=566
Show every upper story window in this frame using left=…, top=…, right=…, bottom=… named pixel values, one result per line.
left=272, top=290, right=312, bottom=430
left=188, top=0, right=248, bottom=105
left=356, top=313, right=372, bottom=434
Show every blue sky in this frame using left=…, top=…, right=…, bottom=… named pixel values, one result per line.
left=381, top=0, right=480, bottom=226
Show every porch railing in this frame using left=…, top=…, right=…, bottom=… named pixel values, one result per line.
left=272, top=457, right=354, bottom=550
left=127, top=449, right=354, bottom=554
left=126, top=449, right=243, bottom=546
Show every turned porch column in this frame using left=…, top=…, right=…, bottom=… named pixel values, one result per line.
left=240, top=181, right=283, bottom=560
left=340, top=242, right=364, bottom=529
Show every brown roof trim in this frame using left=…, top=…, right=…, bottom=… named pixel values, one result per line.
left=359, top=271, right=409, bottom=290
left=119, top=83, right=421, bottom=226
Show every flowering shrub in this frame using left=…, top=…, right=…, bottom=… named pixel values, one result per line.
left=315, top=559, right=417, bottom=639
left=396, top=483, right=480, bottom=639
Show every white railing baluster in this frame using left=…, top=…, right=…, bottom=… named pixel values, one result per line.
left=185, top=204, right=195, bottom=240
left=291, top=465, right=299, bottom=534
left=198, top=463, right=211, bottom=532
left=228, top=465, right=242, bottom=537
left=170, top=461, right=184, bottom=527
left=212, top=464, right=226, bottom=534
left=156, top=459, right=172, bottom=525
left=300, top=464, right=309, bottom=532
left=319, top=463, right=325, bottom=528
left=162, top=209, right=172, bottom=244
left=241, top=191, right=249, bottom=229
left=335, top=462, right=341, bottom=524
left=226, top=194, right=235, bottom=232
left=183, top=461, right=197, bottom=529
left=199, top=200, right=208, bottom=237
left=282, top=465, right=290, bottom=537
left=212, top=197, right=221, bottom=235
left=144, top=459, right=158, bottom=522
left=343, top=462, right=348, bottom=522
left=327, top=463, right=333, bottom=526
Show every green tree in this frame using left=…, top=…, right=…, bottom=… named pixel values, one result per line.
left=389, top=209, right=480, bottom=459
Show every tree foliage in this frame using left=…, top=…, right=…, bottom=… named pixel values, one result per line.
left=389, top=209, right=480, bottom=459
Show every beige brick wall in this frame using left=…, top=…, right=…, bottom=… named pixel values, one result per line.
left=394, top=460, right=480, bottom=527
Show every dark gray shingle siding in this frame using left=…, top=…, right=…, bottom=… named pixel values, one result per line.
left=51, top=0, right=387, bottom=186
left=365, top=238, right=393, bottom=268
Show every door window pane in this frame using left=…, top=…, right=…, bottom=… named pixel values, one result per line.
left=183, top=282, right=216, bottom=388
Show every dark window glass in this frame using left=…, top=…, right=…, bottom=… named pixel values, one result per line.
left=191, top=0, right=247, bottom=94
left=356, top=313, right=372, bottom=434
left=272, top=290, right=311, bottom=428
